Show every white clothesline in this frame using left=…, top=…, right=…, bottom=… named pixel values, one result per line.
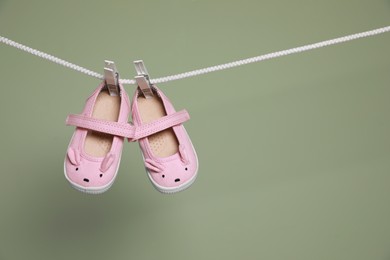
left=1, top=25, right=390, bottom=85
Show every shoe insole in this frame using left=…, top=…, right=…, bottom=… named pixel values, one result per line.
left=84, top=90, right=121, bottom=157
left=137, top=94, right=179, bottom=157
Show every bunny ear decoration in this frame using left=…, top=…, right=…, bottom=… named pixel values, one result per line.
left=67, top=147, right=81, bottom=166
left=100, top=153, right=115, bottom=173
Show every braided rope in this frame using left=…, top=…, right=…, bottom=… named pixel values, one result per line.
left=1, top=25, right=389, bottom=85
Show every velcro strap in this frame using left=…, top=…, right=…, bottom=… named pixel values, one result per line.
left=66, top=114, right=135, bottom=138
left=130, top=110, right=190, bottom=141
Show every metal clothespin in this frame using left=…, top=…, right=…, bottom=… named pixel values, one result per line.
left=134, top=60, right=154, bottom=98
left=104, top=60, right=120, bottom=96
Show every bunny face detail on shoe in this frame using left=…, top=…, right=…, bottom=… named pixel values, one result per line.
left=65, top=147, right=119, bottom=189
left=144, top=154, right=195, bottom=188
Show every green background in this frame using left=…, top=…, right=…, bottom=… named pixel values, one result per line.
left=1, top=0, right=390, bottom=259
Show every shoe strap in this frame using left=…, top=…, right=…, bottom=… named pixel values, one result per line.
left=130, top=109, right=190, bottom=141
left=66, top=114, right=135, bottom=138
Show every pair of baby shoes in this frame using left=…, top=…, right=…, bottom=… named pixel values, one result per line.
left=64, top=82, right=198, bottom=194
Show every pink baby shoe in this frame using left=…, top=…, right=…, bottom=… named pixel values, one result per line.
left=64, top=82, right=131, bottom=194
left=131, top=86, right=198, bottom=193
